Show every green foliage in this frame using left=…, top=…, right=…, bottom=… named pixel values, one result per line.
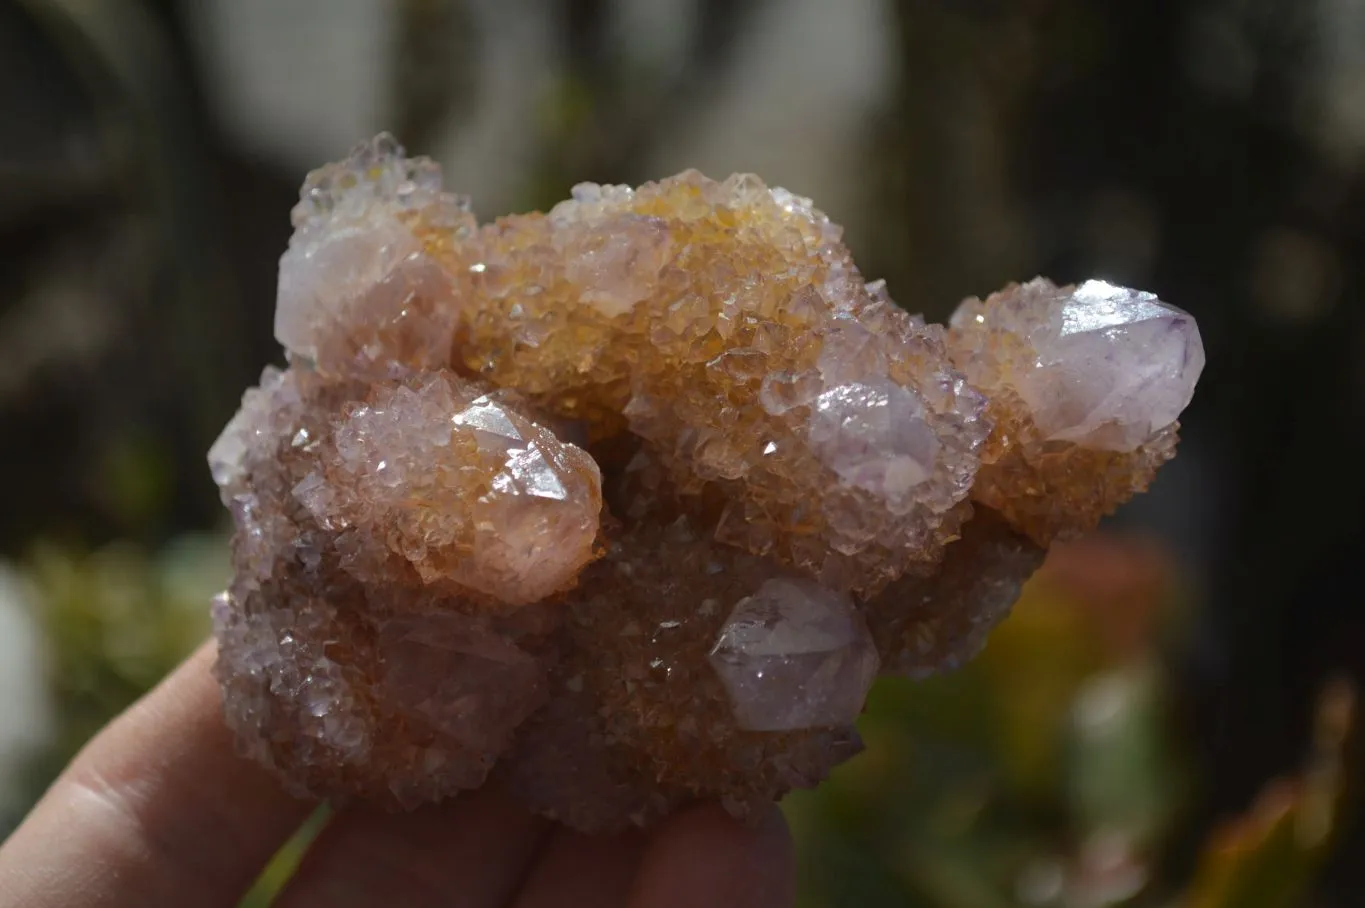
left=94, top=430, right=176, bottom=536
left=15, top=534, right=222, bottom=793
left=237, top=807, right=331, bottom=908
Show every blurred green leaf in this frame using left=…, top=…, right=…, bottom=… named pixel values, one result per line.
left=1066, top=662, right=1183, bottom=849
left=16, top=535, right=222, bottom=803
left=237, top=806, right=330, bottom=908
left=95, top=430, right=174, bottom=534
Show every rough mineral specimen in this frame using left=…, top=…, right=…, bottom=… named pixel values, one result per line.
left=947, top=278, right=1204, bottom=544
left=209, top=134, right=1204, bottom=830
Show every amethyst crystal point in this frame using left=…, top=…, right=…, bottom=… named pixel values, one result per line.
left=951, top=278, right=1204, bottom=452
left=709, top=578, right=880, bottom=731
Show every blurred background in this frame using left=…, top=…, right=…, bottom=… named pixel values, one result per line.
left=0, top=0, right=1361, bottom=905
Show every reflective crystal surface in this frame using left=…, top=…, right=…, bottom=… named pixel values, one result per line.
left=209, top=135, right=1203, bottom=830
left=947, top=277, right=1205, bottom=544
left=710, top=578, right=879, bottom=731
left=951, top=278, right=1204, bottom=452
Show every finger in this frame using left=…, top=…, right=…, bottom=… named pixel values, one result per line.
left=274, top=786, right=552, bottom=908
left=627, top=803, right=795, bottom=908
left=510, top=827, right=645, bottom=908
left=0, top=641, right=313, bottom=908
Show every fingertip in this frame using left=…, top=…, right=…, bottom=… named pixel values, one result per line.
left=0, top=640, right=314, bottom=908
left=510, top=826, right=645, bottom=908
left=628, top=802, right=795, bottom=908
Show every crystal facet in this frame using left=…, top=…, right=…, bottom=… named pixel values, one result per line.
left=208, top=134, right=1204, bottom=831
left=946, top=277, right=1204, bottom=544
left=710, top=578, right=879, bottom=731
left=952, top=278, right=1204, bottom=452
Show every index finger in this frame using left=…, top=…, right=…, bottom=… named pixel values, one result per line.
left=0, top=641, right=313, bottom=908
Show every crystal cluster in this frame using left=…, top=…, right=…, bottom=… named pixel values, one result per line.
left=209, top=134, right=1204, bottom=830
left=948, top=278, right=1203, bottom=544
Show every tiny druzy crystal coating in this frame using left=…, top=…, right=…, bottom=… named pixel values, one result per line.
left=209, top=134, right=1205, bottom=830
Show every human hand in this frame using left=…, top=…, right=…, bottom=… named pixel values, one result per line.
left=0, top=643, right=795, bottom=907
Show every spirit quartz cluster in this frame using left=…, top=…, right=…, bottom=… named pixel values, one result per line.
left=209, top=134, right=1204, bottom=830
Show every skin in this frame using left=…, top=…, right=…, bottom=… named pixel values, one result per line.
left=0, top=643, right=795, bottom=908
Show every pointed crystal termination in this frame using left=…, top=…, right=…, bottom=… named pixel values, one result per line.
left=948, top=278, right=1205, bottom=544
left=953, top=279, right=1202, bottom=452
left=300, top=372, right=603, bottom=606
left=210, top=134, right=1204, bottom=832
left=806, top=380, right=942, bottom=512
left=276, top=134, right=477, bottom=380
left=208, top=364, right=591, bottom=808
left=503, top=521, right=866, bottom=829
left=709, top=578, right=879, bottom=731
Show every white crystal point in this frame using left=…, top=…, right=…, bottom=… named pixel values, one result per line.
left=209, top=366, right=299, bottom=490
left=563, top=214, right=674, bottom=317
left=709, top=577, right=879, bottom=731
left=548, top=187, right=675, bottom=318
left=275, top=134, right=474, bottom=377
left=960, top=278, right=1204, bottom=452
left=807, top=380, right=941, bottom=511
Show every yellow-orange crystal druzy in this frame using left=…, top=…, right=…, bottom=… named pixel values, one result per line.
left=209, top=134, right=1204, bottom=830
